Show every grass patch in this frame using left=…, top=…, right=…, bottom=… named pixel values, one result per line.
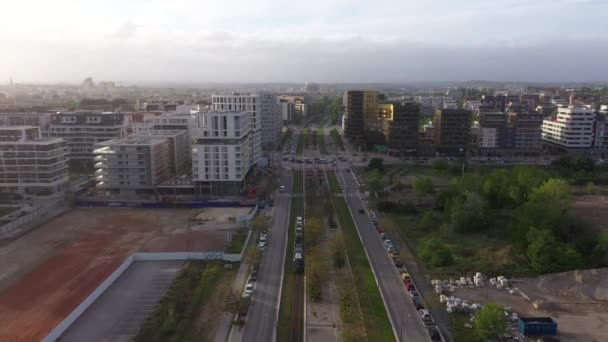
left=451, top=312, right=477, bottom=342
left=277, top=170, right=303, bottom=342
left=333, top=197, right=395, bottom=342
left=327, top=170, right=342, bottom=194
left=0, top=206, right=18, bottom=217
left=330, top=128, right=344, bottom=151
left=318, top=129, right=327, bottom=155
left=135, top=261, right=225, bottom=342
left=224, top=230, right=248, bottom=254
left=277, top=128, right=293, bottom=151
left=296, top=130, right=305, bottom=156
left=382, top=211, right=533, bottom=278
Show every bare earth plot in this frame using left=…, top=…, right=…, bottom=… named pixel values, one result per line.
left=569, top=195, right=608, bottom=231
left=58, top=260, right=184, bottom=342
left=455, top=269, right=608, bottom=342
left=0, top=207, right=227, bottom=342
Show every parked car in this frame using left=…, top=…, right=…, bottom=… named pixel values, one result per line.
left=394, top=259, right=403, bottom=267
left=358, top=208, right=365, bottom=214
left=280, top=185, right=285, bottom=192
left=387, top=246, right=396, bottom=254
left=258, top=241, right=266, bottom=251
left=409, top=290, right=420, bottom=298
left=243, top=282, right=255, bottom=297
left=259, top=232, right=268, bottom=242
left=427, top=327, right=441, bottom=341
left=250, top=270, right=257, bottom=282
left=380, top=232, right=389, bottom=240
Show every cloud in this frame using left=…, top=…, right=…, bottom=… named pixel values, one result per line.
left=0, top=0, right=607, bottom=83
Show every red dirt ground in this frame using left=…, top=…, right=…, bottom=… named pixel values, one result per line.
left=0, top=216, right=151, bottom=341
left=0, top=207, right=231, bottom=341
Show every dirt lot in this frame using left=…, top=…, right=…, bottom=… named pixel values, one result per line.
left=0, top=207, right=230, bottom=342
left=453, top=269, right=608, bottom=342
left=569, top=195, right=608, bottom=231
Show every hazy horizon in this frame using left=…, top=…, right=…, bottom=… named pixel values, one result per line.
left=2, top=0, right=608, bottom=84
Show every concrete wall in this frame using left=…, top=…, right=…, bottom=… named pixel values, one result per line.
left=0, top=199, right=67, bottom=239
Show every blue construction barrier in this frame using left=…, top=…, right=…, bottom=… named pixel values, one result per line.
left=76, top=200, right=256, bottom=208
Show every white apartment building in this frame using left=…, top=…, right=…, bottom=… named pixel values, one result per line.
left=542, top=106, right=596, bottom=148
left=49, top=112, right=128, bottom=172
left=190, top=111, right=254, bottom=196
left=479, top=127, right=498, bottom=148
left=0, top=126, right=69, bottom=195
left=212, top=93, right=280, bottom=157
left=94, top=136, right=171, bottom=190
left=465, top=100, right=482, bottom=112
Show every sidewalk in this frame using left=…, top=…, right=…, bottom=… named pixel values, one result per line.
left=212, top=238, right=254, bottom=342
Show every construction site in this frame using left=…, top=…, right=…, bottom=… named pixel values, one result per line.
left=0, top=206, right=252, bottom=342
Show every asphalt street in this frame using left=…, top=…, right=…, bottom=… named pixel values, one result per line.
left=241, top=170, right=292, bottom=342
left=338, top=166, right=431, bottom=342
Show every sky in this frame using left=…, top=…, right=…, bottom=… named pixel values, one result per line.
left=1, top=0, right=607, bottom=84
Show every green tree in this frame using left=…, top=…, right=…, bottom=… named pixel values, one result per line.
left=526, top=228, right=584, bottom=274
left=450, top=191, right=490, bottom=233
left=417, top=210, right=441, bottom=231
left=413, top=177, right=434, bottom=200
left=307, top=247, right=329, bottom=301
left=418, top=238, right=454, bottom=267
left=367, top=157, right=385, bottom=173
left=366, top=168, right=383, bottom=193
left=431, top=158, right=448, bottom=170
left=475, top=303, right=507, bottom=340
left=328, top=232, right=346, bottom=268
left=251, top=215, right=271, bottom=234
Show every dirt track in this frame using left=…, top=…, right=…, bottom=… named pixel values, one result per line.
left=0, top=207, right=226, bottom=341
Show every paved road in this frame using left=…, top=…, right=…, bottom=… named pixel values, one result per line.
left=338, top=167, right=430, bottom=342
left=241, top=170, right=293, bottom=342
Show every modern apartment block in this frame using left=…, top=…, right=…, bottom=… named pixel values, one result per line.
left=343, top=90, right=376, bottom=148
left=212, top=93, right=277, bottom=156
left=132, top=130, right=190, bottom=175
left=594, top=113, right=608, bottom=150
left=386, top=102, right=420, bottom=153
left=278, top=95, right=307, bottom=121
left=509, top=112, right=544, bottom=151
left=190, top=111, right=254, bottom=196
left=49, top=112, right=128, bottom=172
left=0, top=112, right=52, bottom=135
left=94, top=136, right=171, bottom=191
left=478, top=111, right=507, bottom=149
left=434, top=109, right=472, bottom=154
left=258, top=93, right=282, bottom=146
left=542, top=106, right=596, bottom=149
left=0, top=126, right=69, bottom=195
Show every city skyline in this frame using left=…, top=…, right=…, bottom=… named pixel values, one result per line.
left=2, top=0, right=608, bottom=83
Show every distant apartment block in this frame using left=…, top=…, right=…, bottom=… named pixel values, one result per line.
left=132, top=130, right=190, bottom=175
left=0, top=126, right=69, bottom=195
left=434, top=109, right=472, bottom=154
left=509, top=112, right=544, bottom=150
left=190, top=111, right=254, bottom=196
left=594, top=113, right=608, bottom=149
left=343, top=90, right=376, bottom=148
left=278, top=95, right=307, bottom=121
left=0, top=112, right=52, bottom=135
left=49, top=112, right=128, bottom=172
left=542, top=107, right=595, bottom=148
left=386, top=102, right=420, bottom=153
left=94, top=136, right=171, bottom=191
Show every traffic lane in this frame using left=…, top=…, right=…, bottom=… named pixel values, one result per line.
left=341, top=171, right=430, bottom=342
left=242, top=171, right=292, bottom=342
